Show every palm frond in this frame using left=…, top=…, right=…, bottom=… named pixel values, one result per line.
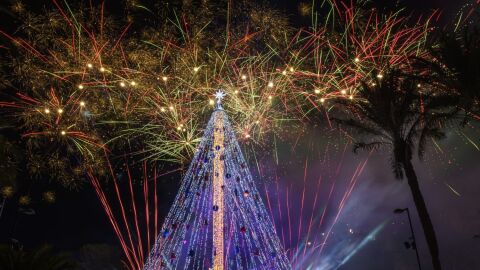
left=331, top=117, right=388, bottom=139
left=352, top=141, right=387, bottom=154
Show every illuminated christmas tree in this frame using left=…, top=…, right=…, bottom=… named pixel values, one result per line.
left=143, top=91, right=291, bottom=270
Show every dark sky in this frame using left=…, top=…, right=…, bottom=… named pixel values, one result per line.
left=0, top=0, right=478, bottom=269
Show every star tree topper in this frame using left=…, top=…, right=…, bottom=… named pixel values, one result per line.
left=214, top=90, right=226, bottom=109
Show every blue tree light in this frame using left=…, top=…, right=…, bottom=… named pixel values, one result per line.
left=144, top=92, right=291, bottom=270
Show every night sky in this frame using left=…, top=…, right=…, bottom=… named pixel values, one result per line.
left=0, top=0, right=479, bottom=269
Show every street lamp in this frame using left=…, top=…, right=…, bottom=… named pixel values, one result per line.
left=394, top=208, right=422, bottom=270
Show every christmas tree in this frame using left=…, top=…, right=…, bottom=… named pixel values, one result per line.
left=143, top=91, right=291, bottom=270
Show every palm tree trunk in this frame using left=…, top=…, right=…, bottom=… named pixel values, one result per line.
left=402, top=159, right=442, bottom=270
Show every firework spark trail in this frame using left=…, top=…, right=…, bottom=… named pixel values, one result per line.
left=444, top=182, right=462, bottom=197
left=126, top=164, right=145, bottom=264
left=264, top=181, right=275, bottom=226
left=106, top=157, right=142, bottom=270
left=0, top=0, right=439, bottom=175
left=318, top=155, right=370, bottom=257
left=275, top=172, right=286, bottom=248
left=460, top=131, right=480, bottom=151
left=143, top=161, right=151, bottom=252
left=312, top=175, right=336, bottom=250
left=455, top=0, right=480, bottom=29
left=303, top=175, right=322, bottom=257
left=262, top=146, right=372, bottom=269
left=297, top=158, right=308, bottom=255
left=291, top=0, right=433, bottom=109
left=153, top=163, right=159, bottom=244
left=0, top=1, right=461, bottom=268
left=262, top=132, right=373, bottom=268
left=286, top=185, right=292, bottom=252
left=88, top=171, right=137, bottom=270
left=0, top=30, right=49, bottom=62
left=88, top=151, right=185, bottom=270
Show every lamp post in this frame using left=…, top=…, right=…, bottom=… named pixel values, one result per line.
left=394, top=208, right=422, bottom=270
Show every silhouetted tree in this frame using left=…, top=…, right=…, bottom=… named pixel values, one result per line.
left=74, top=243, right=122, bottom=270
left=417, top=10, right=480, bottom=122
left=331, top=69, right=457, bottom=270
left=0, top=244, right=76, bottom=270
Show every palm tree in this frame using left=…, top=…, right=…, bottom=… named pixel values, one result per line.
left=416, top=15, right=480, bottom=121
left=0, top=244, right=76, bottom=270
left=331, top=69, right=457, bottom=270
